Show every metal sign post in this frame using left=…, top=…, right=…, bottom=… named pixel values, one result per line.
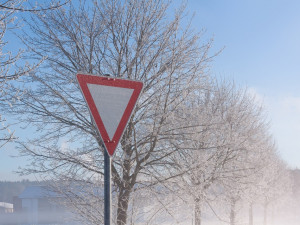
left=104, top=150, right=111, bottom=225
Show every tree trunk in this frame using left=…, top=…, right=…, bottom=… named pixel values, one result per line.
left=116, top=132, right=137, bottom=225
left=117, top=188, right=132, bottom=225
left=263, top=201, right=268, bottom=225
left=194, top=197, right=202, bottom=225
left=249, top=202, right=253, bottom=225
left=271, top=204, right=274, bottom=225
left=230, top=198, right=236, bottom=225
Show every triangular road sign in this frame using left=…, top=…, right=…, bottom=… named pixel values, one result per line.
left=76, top=73, right=143, bottom=157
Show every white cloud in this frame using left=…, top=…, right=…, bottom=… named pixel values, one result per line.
left=246, top=87, right=300, bottom=168
left=246, top=87, right=265, bottom=106
left=264, top=94, right=300, bottom=168
left=280, top=96, right=300, bottom=114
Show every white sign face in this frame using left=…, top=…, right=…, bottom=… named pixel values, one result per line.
left=87, top=84, right=134, bottom=140
left=76, top=74, right=143, bottom=156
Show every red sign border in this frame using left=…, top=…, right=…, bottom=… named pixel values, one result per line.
left=76, top=73, right=143, bottom=157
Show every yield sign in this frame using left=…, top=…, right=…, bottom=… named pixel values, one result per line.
left=76, top=73, right=143, bottom=157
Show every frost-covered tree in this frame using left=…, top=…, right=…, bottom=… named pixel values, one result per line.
left=170, top=80, right=270, bottom=225
left=7, top=1, right=213, bottom=224
left=0, top=0, right=28, bottom=147
left=220, top=134, right=275, bottom=225
left=217, top=130, right=291, bottom=225
left=244, top=138, right=276, bottom=225
left=259, top=154, right=292, bottom=225
left=0, top=0, right=70, bottom=148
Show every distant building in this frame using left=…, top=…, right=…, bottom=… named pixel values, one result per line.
left=0, top=202, right=13, bottom=213
left=13, top=185, right=80, bottom=225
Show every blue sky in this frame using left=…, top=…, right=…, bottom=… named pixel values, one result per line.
left=1, top=0, right=300, bottom=180
left=187, top=0, right=300, bottom=168
left=193, top=0, right=300, bottom=92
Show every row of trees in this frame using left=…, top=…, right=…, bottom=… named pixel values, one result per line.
left=1, top=0, right=292, bottom=225
left=136, top=80, right=291, bottom=225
